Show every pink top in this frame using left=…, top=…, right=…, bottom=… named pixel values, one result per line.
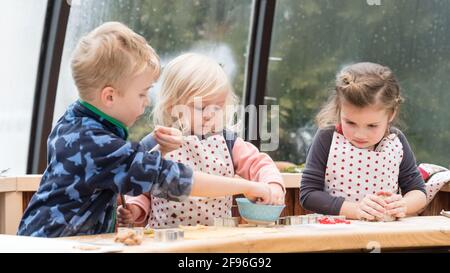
left=126, top=137, right=284, bottom=225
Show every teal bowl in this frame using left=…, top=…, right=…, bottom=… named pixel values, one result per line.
left=236, top=198, right=285, bottom=224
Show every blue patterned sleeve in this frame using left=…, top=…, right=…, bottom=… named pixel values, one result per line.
left=140, top=133, right=158, bottom=151
left=80, top=129, right=193, bottom=202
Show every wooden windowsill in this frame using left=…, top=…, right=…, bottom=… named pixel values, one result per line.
left=0, top=175, right=42, bottom=193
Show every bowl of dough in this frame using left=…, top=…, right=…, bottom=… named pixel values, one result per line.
left=236, top=198, right=285, bottom=225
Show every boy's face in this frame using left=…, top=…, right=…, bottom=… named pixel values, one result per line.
left=340, top=100, right=393, bottom=150
left=112, top=66, right=155, bottom=127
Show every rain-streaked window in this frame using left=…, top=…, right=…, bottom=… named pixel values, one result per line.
left=0, top=0, right=48, bottom=175
left=54, top=0, right=253, bottom=141
left=265, top=0, right=450, bottom=167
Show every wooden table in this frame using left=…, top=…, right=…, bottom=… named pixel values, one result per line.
left=1, top=174, right=450, bottom=235
left=1, top=216, right=449, bottom=253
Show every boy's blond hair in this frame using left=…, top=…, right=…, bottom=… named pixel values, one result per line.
left=153, top=53, right=240, bottom=131
left=71, top=22, right=160, bottom=101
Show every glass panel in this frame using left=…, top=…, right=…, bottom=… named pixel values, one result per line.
left=0, top=0, right=48, bottom=175
left=54, top=0, right=253, bottom=141
left=266, top=0, right=450, bottom=167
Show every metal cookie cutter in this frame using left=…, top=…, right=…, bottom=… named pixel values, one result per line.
left=214, top=217, right=240, bottom=227
left=276, top=215, right=310, bottom=225
left=441, top=210, right=450, bottom=218
left=154, top=228, right=184, bottom=242
left=329, top=215, right=347, bottom=221
left=275, top=217, right=286, bottom=225
left=276, top=216, right=299, bottom=225
left=306, top=213, right=323, bottom=224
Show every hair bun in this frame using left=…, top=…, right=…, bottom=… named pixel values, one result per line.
left=378, top=67, right=392, bottom=81
left=395, top=96, right=404, bottom=105
left=340, top=72, right=355, bottom=86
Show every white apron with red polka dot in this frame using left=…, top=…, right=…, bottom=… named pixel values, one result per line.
left=418, top=163, right=450, bottom=205
left=325, top=132, right=403, bottom=203
left=149, top=134, right=234, bottom=228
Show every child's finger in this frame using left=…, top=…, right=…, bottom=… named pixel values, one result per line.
left=271, top=193, right=285, bottom=205
left=119, top=213, right=133, bottom=223
left=154, top=132, right=183, bottom=145
left=383, top=194, right=402, bottom=204
left=154, top=137, right=182, bottom=150
left=155, top=128, right=182, bottom=138
left=273, top=197, right=285, bottom=205
left=365, top=196, right=386, bottom=213
left=251, top=184, right=272, bottom=205
left=387, top=207, right=406, bottom=217
left=117, top=207, right=132, bottom=218
left=368, top=194, right=388, bottom=208
left=155, top=126, right=182, bottom=136
left=359, top=209, right=375, bottom=221
left=117, top=206, right=130, bottom=213
left=385, top=200, right=406, bottom=211
left=117, top=213, right=130, bottom=223
left=362, top=202, right=385, bottom=218
left=255, top=197, right=270, bottom=205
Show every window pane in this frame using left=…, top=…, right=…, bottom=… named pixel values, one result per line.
left=266, top=0, right=450, bottom=167
left=0, top=0, right=48, bottom=175
left=54, top=0, right=253, bottom=141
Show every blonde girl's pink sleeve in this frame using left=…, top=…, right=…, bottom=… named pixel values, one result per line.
left=125, top=194, right=151, bottom=225
left=232, top=137, right=285, bottom=193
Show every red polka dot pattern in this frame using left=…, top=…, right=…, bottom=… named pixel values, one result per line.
left=148, top=134, right=235, bottom=228
left=325, top=132, right=403, bottom=203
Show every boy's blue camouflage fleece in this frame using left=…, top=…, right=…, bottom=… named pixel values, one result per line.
left=17, top=100, right=193, bottom=237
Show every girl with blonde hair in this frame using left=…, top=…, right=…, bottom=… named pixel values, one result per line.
left=118, top=53, right=285, bottom=228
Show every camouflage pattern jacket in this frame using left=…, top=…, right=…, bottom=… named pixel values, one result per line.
left=17, top=100, right=193, bottom=237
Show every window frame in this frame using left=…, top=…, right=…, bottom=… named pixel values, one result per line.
left=27, top=0, right=274, bottom=173
left=242, top=0, right=276, bottom=148
left=27, top=0, right=70, bottom=174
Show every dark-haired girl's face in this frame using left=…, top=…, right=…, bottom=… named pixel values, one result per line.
left=340, top=100, right=394, bottom=150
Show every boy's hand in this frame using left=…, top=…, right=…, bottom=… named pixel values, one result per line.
left=383, top=193, right=407, bottom=218
left=268, top=183, right=285, bottom=205
left=153, top=126, right=183, bottom=155
left=117, top=204, right=143, bottom=225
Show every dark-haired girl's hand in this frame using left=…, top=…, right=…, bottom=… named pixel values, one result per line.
left=384, top=194, right=407, bottom=218
left=356, top=194, right=388, bottom=221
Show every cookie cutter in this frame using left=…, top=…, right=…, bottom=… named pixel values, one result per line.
left=306, top=213, right=323, bottom=224
left=276, top=215, right=312, bottom=225
left=276, top=216, right=299, bottom=225
left=329, top=215, right=346, bottom=221
left=214, top=217, right=240, bottom=227
left=153, top=228, right=184, bottom=242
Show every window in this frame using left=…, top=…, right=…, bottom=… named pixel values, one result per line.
left=265, top=0, right=450, bottom=167
left=0, top=0, right=48, bottom=175
left=54, top=0, right=253, bottom=141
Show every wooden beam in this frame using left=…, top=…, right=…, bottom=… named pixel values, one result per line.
left=0, top=191, right=23, bottom=235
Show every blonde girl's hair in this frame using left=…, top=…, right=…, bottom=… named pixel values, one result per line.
left=71, top=22, right=160, bottom=101
left=316, top=62, right=404, bottom=128
left=153, top=53, right=240, bottom=132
